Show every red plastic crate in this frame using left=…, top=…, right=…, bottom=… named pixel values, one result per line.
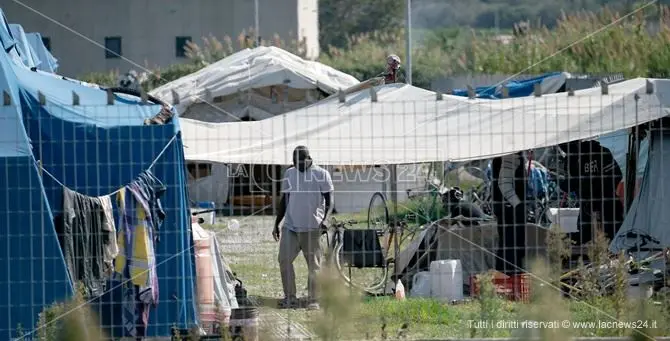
left=470, top=273, right=530, bottom=302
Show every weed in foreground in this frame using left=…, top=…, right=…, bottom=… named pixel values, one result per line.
left=473, top=271, right=504, bottom=338
left=36, top=283, right=106, bottom=341
left=612, top=251, right=628, bottom=337
left=312, top=265, right=363, bottom=341
left=546, top=224, right=572, bottom=284
left=49, top=290, right=106, bottom=341
left=519, top=259, right=573, bottom=341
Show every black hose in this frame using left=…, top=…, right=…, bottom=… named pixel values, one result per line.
left=105, top=87, right=168, bottom=106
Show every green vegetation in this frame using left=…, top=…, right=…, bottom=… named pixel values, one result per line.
left=318, top=0, right=664, bottom=48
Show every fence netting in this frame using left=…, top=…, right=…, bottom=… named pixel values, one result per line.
left=2, top=81, right=669, bottom=340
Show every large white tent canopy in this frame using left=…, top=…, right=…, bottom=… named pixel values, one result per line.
left=150, top=46, right=360, bottom=115
left=180, top=78, right=670, bottom=165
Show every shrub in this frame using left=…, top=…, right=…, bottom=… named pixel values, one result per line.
left=36, top=285, right=106, bottom=341
left=469, top=6, right=670, bottom=77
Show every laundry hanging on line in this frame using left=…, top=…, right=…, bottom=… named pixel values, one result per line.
left=54, top=187, right=118, bottom=297
left=114, top=170, right=166, bottom=339
left=99, top=195, right=119, bottom=269
left=38, top=138, right=174, bottom=338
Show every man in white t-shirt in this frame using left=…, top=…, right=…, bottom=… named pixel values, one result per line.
left=273, top=146, right=333, bottom=310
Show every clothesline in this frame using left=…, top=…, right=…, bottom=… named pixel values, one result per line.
left=39, top=134, right=178, bottom=197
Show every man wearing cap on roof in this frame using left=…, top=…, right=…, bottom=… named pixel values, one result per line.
left=557, top=139, right=624, bottom=245
left=383, top=54, right=401, bottom=84
left=273, top=146, right=333, bottom=310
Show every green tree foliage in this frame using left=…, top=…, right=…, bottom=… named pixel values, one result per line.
left=328, top=0, right=666, bottom=37
left=469, top=7, right=670, bottom=77
left=319, top=0, right=405, bottom=49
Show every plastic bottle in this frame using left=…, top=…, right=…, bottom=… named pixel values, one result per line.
left=228, top=219, right=240, bottom=230
left=395, top=280, right=406, bottom=300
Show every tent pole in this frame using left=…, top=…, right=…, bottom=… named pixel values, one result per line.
left=254, top=0, right=260, bottom=45
left=625, top=95, right=641, bottom=212
left=625, top=133, right=637, bottom=212
left=389, top=165, right=398, bottom=218
left=271, top=165, right=277, bottom=216
left=405, top=0, right=412, bottom=85
left=389, top=164, right=399, bottom=281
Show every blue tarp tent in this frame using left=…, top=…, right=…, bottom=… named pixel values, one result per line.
left=9, top=24, right=40, bottom=69
left=0, top=20, right=197, bottom=339
left=0, top=18, right=74, bottom=341
left=25, top=32, right=58, bottom=73
left=610, top=129, right=670, bottom=260
left=450, top=72, right=569, bottom=99
left=0, top=9, right=22, bottom=66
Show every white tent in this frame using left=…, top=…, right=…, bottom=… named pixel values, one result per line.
left=151, top=46, right=363, bottom=210
left=153, top=46, right=421, bottom=212
left=179, top=78, right=670, bottom=165
left=149, top=46, right=360, bottom=121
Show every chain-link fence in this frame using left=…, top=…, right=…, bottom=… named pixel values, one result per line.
left=2, top=76, right=670, bottom=341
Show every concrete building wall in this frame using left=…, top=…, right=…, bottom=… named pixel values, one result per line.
left=2, top=0, right=319, bottom=77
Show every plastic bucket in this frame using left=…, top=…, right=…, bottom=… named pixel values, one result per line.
left=229, top=307, right=259, bottom=341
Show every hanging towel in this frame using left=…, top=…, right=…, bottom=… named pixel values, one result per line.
left=114, top=171, right=165, bottom=338
left=115, top=187, right=157, bottom=299
left=98, top=195, right=119, bottom=274
left=55, top=187, right=113, bottom=297
left=115, top=186, right=158, bottom=339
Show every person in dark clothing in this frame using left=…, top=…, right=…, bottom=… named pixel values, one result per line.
left=557, top=140, right=624, bottom=244
left=491, top=152, right=528, bottom=274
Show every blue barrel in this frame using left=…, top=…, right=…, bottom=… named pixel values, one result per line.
left=196, top=201, right=216, bottom=210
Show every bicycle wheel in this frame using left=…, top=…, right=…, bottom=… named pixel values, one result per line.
left=367, top=192, right=389, bottom=229
left=333, top=241, right=389, bottom=292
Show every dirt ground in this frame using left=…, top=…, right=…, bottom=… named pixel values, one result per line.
left=210, top=216, right=315, bottom=340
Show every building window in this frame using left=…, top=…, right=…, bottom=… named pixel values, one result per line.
left=104, top=36, right=122, bottom=59
left=41, top=37, right=51, bottom=51
left=175, top=36, right=191, bottom=57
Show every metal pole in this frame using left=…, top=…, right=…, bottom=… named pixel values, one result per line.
left=405, top=0, right=412, bottom=85
left=625, top=94, right=641, bottom=212
left=389, top=165, right=399, bottom=280
left=254, top=0, right=260, bottom=45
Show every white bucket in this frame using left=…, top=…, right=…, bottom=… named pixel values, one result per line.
left=546, top=208, right=579, bottom=233
left=429, top=259, right=464, bottom=301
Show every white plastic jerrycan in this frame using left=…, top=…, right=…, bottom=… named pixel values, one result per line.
left=430, top=259, right=464, bottom=301
left=411, top=271, right=431, bottom=298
